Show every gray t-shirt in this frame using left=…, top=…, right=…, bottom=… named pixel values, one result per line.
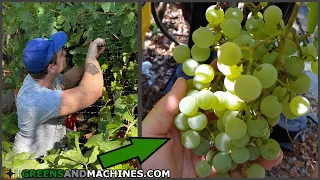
left=12, top=74, right=66, bottom=157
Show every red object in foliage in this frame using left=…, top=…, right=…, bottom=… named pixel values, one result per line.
left=66, top=113, right=77, bottom=131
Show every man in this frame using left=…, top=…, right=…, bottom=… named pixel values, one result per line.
left=12, top=31, right=105, bottom=158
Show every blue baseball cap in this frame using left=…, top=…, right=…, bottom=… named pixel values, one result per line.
left=23, top=31, right=68, bottom=74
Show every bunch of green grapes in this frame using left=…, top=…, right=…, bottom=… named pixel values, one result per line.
left=172, top=2, right=317, bottom=178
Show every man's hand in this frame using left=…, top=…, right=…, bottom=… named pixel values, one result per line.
left=87, top=38, right=106, bottom=59
left=142, top=58, right=283, bottom=178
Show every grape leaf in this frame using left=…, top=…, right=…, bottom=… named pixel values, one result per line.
left=307, top=2, right=318, bottom=34
left=85, top=133, right=122, bottom=152
left=84, top=146, right=100, bottom=164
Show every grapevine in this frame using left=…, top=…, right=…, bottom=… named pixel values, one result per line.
left=2, top=2, right=138, bottom=172
left=172, top=2, right=318, bottom=178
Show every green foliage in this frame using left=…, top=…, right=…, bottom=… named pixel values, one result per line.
left=2, top=2, right=137, bottom=90
left=2, top=2, right=137, bottom=171
left=307, top=2, right=318, bottom=34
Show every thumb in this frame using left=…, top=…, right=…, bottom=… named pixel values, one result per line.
left=142, top=77, right=188, bottom=136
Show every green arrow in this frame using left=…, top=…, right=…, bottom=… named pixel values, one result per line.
left=98, top=137, right=170, bottom=168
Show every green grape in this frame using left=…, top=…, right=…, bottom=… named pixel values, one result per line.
left=230, top=161, right=238, bottom=170
left=311, top=60, right=318, bottom=75
left=186, top=89, right=200, bottom=99
left=247, top=12, right=263, bottom=19
left=246, top=117, right=269, bottom=137
left=206, top=150, right=218, bottom=163
left=213, top=172, right=231, bottom=178
left=234, top=75, right=262, bottom=102
left=224, top=76, right=238, bottom=94
left=173, top=45, right=191, bottom=63
left=252, top=43, right=269, bottom=60
left=181, top=130, right=201, bottom=149
left=261, top=129, right=270, bottom=140
left=262, top=50, right=279, bottom=64
left=188, top=112, right=208, bottom=131
left=193, top=80, right=211, bottom=90
left=259, top=138, right=281, bottom=160
left=217, top=61, right=243, bottom=78
left=231, top=147, right=250, bottom=164
left=225, top=7, right=243, bottom=22
left=215, top=132, right=234, bottom=152
left=267, top=116, right=280, bottom=126
left=194, top=64, right=215, bottom=83
left=233, top=34, right=255, bottom=59
left=218, top=42, right=242, bottom=66
left=232, top=133, right=250, bottom=147
left=233, top=34, right=254, bottom=47
left=272, top=86, right=287, bottom=100
left=195, top=160, right=212, bottom=178
left=284, top=56, right=304, bottom=76
left=206, top=5, right=225, bottom=24
left=197, top=89, right=217, bottom=110
left=260, top=2, right=268, bottom=7
left=179, top=96, right=198, bottom=116
left=284, top=39, right=298, bottom=55
left=245, top=16, right=264, bottom=34
left=192, top=27, right=215, bottom=48
left=223, top=92, right=244, bottom=110
left=282, top=96, right=299, bottom=120
left=213, top=32, right=222, bottom=43
left=182, top=59, right=199, bottom=76
left=222, top=110, right=239, bottom=125
left=265, top=20, right=284, bottom=36
left=240, top=30, right=251, bottom=36
left=253, top=63, right=278, bottom=88
left=212, top=152, right=232, bottom=172
left=289, top=73, right=311, bottom=94
left=301, top=43, right=317, bottom=62
left=174, top=113, right=190, bottom=131
left=193, top=138, right=210, bottom=156
left=263, top=5, right=283, bottom=24
left=246, top=163, right=265, bottom=178
left=225, top=117, right=247, bottom=140
left=248, top=146, right=261, bottom=161
left=212, top=91, right=226, bottom=111
left=214, top=109, right=227, bottom=118
left=187, top=79, right=195, bottom=91
left=191, top=45, right=211, bottom=62
left=222, top=18, right=242, bottom=38
left=217, top=118, right=225, bottom=132
left=260, top=95, right=283, bottom=118
left=252, top=29, right=268, bottom=40
left=264, top=82, right=277, bottom=95
left=289, top=96, right=310, bottom=116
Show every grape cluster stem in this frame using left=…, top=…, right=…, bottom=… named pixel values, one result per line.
left=275, top=2, right=301, bottom=67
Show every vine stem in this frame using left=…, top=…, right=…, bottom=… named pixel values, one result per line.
left=206, top=127, right=215, bottom=141
left=252, top=34, right=280, bottom=50
left=276, top=79, right=296, bottom=95
left=275, top=2, right=301, bottom=67
left=298, top=33, right=312, bottom=42
left=291, top=29, right=304, bottom=57
left=285, top=117, right=295, bottom=145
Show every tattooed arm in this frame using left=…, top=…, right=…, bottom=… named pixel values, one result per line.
left=58, top=38, right=105, bottom=117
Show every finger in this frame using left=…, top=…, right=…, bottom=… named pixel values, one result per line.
left=98, top=47, right=106, bottom=54
left=142, top=77, right=188, bottom=136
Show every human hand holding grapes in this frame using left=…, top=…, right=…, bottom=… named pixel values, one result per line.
left=142, top=59, right=283, bottom=178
